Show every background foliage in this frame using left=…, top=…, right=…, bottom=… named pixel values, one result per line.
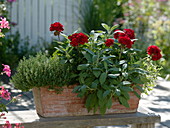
left=79, top=0, right=127, bottom=34
left=123, top=0, right=170, bottom=77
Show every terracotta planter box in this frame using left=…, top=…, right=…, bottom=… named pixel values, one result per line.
left=32, top=85, right=140, bottom=117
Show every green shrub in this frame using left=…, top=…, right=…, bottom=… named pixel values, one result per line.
left=11, top=53, right=71, bottom=92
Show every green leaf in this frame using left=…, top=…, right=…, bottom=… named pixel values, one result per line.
left=83, top=48, right=94, bottom=55
left=80, top=85, right=87, bottom=92
left=115, top=89, right=121, bottom=96
left=83, top=52, right=92, bottom=62
left=120, top=86, right=133, bottom=92
left=108, top=74, right=120, bottom=78
left=133, top=91, right=141, bottom=99
left=131, top=78, right=144, bottom=84
left=119, top=60, right=126, bottom=65
left=92, top=55, right=98, bottom=62
left=95, top=30, right=105, bottom=33
left=122, top=63, right=128, bottom=70
left=101, top=84, right=110, bottom=90
left=101, top=23, right=110, bottom=32
left=93, top=33, right=103, bottom=42
left=77, top=64, right=90, bottom=70
left=93, top=70, right=101, bottom=78
left=79, top=76, right=85, bottom=84
left=118, top=96, right=130, bottom=108
left=106, top=98, right=112, bottom=109
left=103, top=61, right=108, bottom=70
left=135, top=85, right=144, bottom=92
left=91, top=82, right=98, bottom=89
left=102, top=55, right=116, bottom=61
left=85, top=94, right=93, bottom=108
left=110, top=24, right=119, bottom=32
left=99, top=72, right=107, bottom=84
left=99, top=105, right=107, bottom=115
left=77, top=91, right=85, bottom=98
left=103, top=90, right=111, bottom=98
left=122, top=72, right=128, bottom=78
left=108, top=68, right=121, bottom=72
left=128, top=68, right=148, bottom=74
left=85, top=77, right=95, bottom=86
left=121, top=91, right=130, bottom=100
left=97, top=90, right=103, bottom=99
left=60, top=33, right=68, bottom=40
left=122, top=81, right=131, bottom=85
left=72, top=86, right=81, bottom=93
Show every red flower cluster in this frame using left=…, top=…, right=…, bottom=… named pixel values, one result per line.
left=118, top=36, right=133, bottom=49
left=49, top=22, right=64, bottom=35
left=147, top=45, right=162, bottom=61
left=114, top=29, right=135, bottom=48
left=105, top=39, right=114, bottom=47
left=68, top=33, right=88, bottom=47
left=123, top=29, right=135, bottom=39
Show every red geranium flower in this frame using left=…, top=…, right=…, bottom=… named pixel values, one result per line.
left=68, top=33, right=88, bottom=47
left=113, top=30, right=125, bottom=39
left=123, top=29, right=135, bottom=39
left=49, top=22, right=64, bottom=35
left=118, top=36, right=133, bottom=48
left=105, top=39, right=114, bottom=47
left=147, top=45, right=162, bottom=61
left=152, top=53, right=162, bottom=61
left=147, top=45, right=161, bottom=55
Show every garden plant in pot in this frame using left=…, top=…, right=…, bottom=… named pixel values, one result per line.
left=11, top=22, right=162, bottom=117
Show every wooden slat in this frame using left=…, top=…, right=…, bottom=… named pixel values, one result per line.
left=72, top=0, right=80, bottom=32
left=45, top=0, right=53, bottom=43
left=38, top=0, right=45, bottom=45
left=52, top=0, right=60, bottom=22
left=31, top=0, right=38, bottom=45
left=25, top=0, right=31, bottom=41
left=9, top=0, right=82, bottom=45
left=44, top=0, right=52, bottom=43
left=65, top=0, right=74, bottom=35
left=10, top=1, right=18, bottom=34
left=18, top=0, right=25, bottom=40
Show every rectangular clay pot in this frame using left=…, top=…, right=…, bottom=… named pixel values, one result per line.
left=32, top=85, right=140, bottom=117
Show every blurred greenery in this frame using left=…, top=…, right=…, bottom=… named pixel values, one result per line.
left=79, top=0, right=127, bottom=34
left=0, top=32, right=37, bottom=71
left=123, top=0, right=170, bottom=78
